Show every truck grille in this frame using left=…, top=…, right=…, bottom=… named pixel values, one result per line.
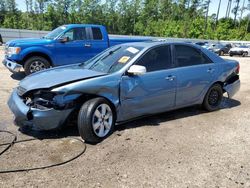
left=17, top=86, right=27, bottom=96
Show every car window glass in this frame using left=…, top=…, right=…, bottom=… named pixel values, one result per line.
left=92, top=27, right=103, bottom=40
left=62, top=28, right=87, bottom=41
left=136, top=45, right=171, bottom=72
left=63, top=29, right=74, bottom=41
left=175, top=45, right=211, bottom=67
left=73, top=28, right=87, bottom=40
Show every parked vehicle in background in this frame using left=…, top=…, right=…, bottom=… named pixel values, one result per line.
left=8, top=42, right=240, bottom=143
left=2, top=24, right=150, bottom=75
left=195, top=41, right=208, bottom=46
left=229, top=45, right=250, bottom=57
left=208, top=43, right=232, bottom=56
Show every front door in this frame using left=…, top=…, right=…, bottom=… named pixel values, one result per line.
left=55, top=27, right=92, bottom=66
left=120, top=45, right=177, bottom=121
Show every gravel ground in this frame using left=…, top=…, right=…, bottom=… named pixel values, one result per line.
left=0, top=47, right=250, bottom=188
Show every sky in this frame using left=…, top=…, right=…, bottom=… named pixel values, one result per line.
left=16, top=0, right=249, bottom=19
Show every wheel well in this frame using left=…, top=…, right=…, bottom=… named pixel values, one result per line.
left=23, top=52, right=53, bottom=67
left=75, top=94, right=117, bottom=120
left=212, top=81, right=225, bottom=92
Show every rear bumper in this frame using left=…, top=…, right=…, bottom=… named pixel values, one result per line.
left=2, top=58, right=22, bottom=72
left=223, top=79, right=240, bottom=98
left=8, top=89, right=73, bottom=130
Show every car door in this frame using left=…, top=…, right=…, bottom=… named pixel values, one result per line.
left=85, top=27, right=109, bottom=58
left=174, top=44, right=217, bottom=107
left=55, top=27, right=92, bottom=66
left=120, top=45, right=177, bottom=120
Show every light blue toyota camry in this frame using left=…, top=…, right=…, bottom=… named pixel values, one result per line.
left=8, top=41, right=240, bottom=143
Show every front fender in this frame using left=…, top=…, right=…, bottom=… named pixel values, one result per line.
left=20, top=46, right=54, bottom=64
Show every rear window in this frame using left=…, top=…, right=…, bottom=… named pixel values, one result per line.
left=92, top=27, right=103, bottom=40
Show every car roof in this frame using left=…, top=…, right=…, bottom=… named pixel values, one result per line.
left=119, top=41, right=201, bottom=49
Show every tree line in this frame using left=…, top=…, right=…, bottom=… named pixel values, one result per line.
left=0, top=0, right=250, bottom=40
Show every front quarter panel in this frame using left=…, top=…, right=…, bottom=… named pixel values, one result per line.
left=52, top=73, right=121, bottom=110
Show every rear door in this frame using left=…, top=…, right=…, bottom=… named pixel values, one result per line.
left=173, top=44, right=217, bottom=107
left=55, top=27, right=92, bottom=66
left=120, top=45, right=177, bottom=120
left=85, top=26, right=109, bottom=58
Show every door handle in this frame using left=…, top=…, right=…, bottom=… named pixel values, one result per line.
left=207, top=68, right=215, bottom=73
left=84, top=44, right=91, bottom=48
left=165, top=75, right=176, bottom=81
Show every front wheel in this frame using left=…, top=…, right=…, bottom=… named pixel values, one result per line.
left=203, top=84, right=223, bottom=112
left=78, top=98, right=115, bottom=143
left=24, top=56, right=51, bottom=75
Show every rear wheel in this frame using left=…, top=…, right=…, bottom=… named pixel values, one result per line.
left=203, top=84, right=223, bottom=112
left=78, top=98, right=115, bottom=143
left=24, top=56, right=51, bottom=75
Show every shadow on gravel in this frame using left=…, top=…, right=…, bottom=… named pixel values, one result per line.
left=116, top=97, right=241, bottom=131
left=11, top=72, right=25, bottom=81
left=18, top=98, right=241, bottom=141
left=19, top=125, right=79, bottom=140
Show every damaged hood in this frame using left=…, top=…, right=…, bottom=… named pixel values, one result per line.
left=19, top=65, right=106, bottom=92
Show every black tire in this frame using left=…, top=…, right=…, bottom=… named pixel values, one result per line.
left=229, top=53, right=233, bottom=57
left=242, top=52, right=248, bottom=57
left=203, top=84, right=223, bottom=112
left=78, top=98, right=115, bottom=143
left=24, top=56, right=51, bottom=75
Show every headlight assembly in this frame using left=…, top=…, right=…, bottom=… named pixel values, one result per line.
left=7, top=47, right=21, bottom=56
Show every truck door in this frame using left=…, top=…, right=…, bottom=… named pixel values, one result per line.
left=55, top=27, right=93, bottom=66
left=85, top=26, right=109, bottom=58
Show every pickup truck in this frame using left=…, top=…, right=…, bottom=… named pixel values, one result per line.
left=3, top=24, right=151, bottom=75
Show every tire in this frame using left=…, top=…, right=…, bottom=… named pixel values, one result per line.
left=203, top=84, right=223, bottom=112
left=219, top=51, right=224, bottom=56
left=229, top=53, right=233, bottom=57
left=242, top=52, right=248, bottom=57
left=78, top=97, right=115, bottom=143
left=24, top=56, right=51, bottom=75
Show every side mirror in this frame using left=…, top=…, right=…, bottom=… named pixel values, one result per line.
left=59, top=36, right=69, bottom=43
left=127, top=65, right=146, bottom=76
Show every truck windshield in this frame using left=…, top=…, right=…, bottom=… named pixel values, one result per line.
left=83, top=45, right=143, bottom=73
left=44, top=26, right=67, bottom=39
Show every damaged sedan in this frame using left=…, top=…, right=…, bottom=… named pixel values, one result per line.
left=8, top=42, right=240, bottom=143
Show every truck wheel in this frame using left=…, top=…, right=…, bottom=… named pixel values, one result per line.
left=78, top=98, right=115, bottom=143
left=203, top=84, right=223, bottom=112
left=24, top=56, right=51, bottom=75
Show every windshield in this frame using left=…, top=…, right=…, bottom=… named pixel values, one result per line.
left=83, top=45, right=144, bottom=73
left=44, top=26, right=67, bottom=39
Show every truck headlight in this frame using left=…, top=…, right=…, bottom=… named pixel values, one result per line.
left=7, top=47, right=21, bottom=56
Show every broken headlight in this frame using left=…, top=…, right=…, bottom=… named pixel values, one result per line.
left=26, top=90, right=80, bottom=110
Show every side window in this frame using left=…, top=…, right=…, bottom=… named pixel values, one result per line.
left=73, top=28, right=87, bottom=40
left=62, top=28, right=87, bottom=41
left=136, top=46, right=172, bottom=72
left=175, top=45, right=211, bottom=67
left=63, top=29, right=74, bottom=41
left=92, top=27, right=103, bottom=40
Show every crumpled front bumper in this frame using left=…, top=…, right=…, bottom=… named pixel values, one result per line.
left=8, top=89, right=74, bottom=130
left=2, top=58, right=22, bottom=72
left=223, top=79, right=240, bottom=98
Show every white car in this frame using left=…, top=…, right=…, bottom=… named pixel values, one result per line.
left=229, top=46, right=250, bottom=57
